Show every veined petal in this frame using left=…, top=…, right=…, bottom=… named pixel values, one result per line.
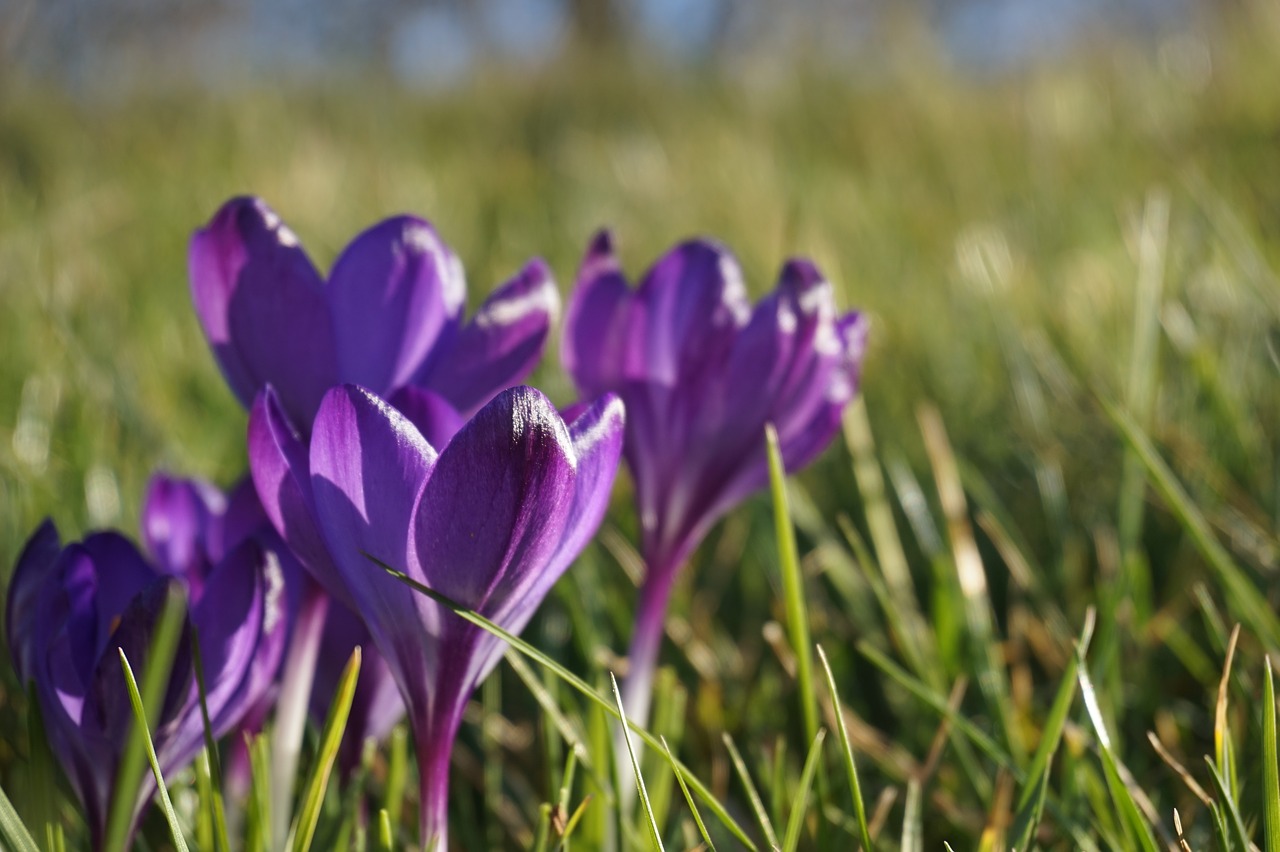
left=421, top=258, right=559, bottom=416
left=328, top=216, right=464, bottom=397
left=6, top=519, right=61, bottom=683
left=141, top=474, right=224, bottom=588
left=309, top=384, right=438, bottom=707
left=248, top=388, right=355, bottom=611
left=190, top=197, right=338, bottom=426
left=165, top=539, right=276, bottom=768
left=411, top=386, right=576, bottom=618
left=635, top=239, right=750, bottom=389
left=389, top=385, right=466, bottom=452
left=495, top=393, right=625, bottom=635
left=562, top=230, right=638, bottom=397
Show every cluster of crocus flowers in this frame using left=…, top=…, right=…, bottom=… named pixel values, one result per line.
left=7, top=475, right=289, bottom=848
left=5, top=194, right=866, bottom=849
left=563, top=231, right=868, bottom=729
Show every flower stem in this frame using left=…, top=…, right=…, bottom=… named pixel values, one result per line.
left=416, top=714, right=460, bottom=852
left=270, top=585, right=328, bottom=851
left=616, top=555, right=681, bottom=809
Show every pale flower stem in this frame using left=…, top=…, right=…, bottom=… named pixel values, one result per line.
left=616, top=557, right=681, bottom=810
left=270, top=586, right=329, bottom=850
left=416, top=713, right=460, bottom=852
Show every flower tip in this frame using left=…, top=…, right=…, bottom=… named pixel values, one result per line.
left=587, top=228, right=616, bottom=259
left=779, top=257, right=827, bottom=291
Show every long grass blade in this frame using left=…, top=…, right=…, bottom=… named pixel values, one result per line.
left=723, top=733, right=779, bottom=850
left=781, top=729, right=826, bottom=852
left=104, top=581, right=187, bottom=852
left=1203, top=757, right=1250, bottom=851
left=766, top=423, right=821, bottom=756
left=374, top=556, right=757, bottom=850
left=1078, top=657, right=1159, bottom=852
left=190, top=626, right=231, bottom=852
left=612, top=672, right=664, bottom=851
left=288, top=646, right=361, bottom=852
left=1010, top=614, right=1093, bottom=850
left=0, top=782, right=41, bottom=852
left=817, top=645, right=874, bottom=851
left=1264, top=656, right=1280, bottom=852
left=118, top=648, right=190, bottom=851
left=661, top=735, right=715, bottom=852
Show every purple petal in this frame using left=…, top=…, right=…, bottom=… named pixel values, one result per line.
left=411, top=386, right=575, bottom=617
left=190, top=197, right=338, bottom=426
left=84, top=579, right=191, bottom=749
left=141, top=474, right=224, bottom=588
left=495, top=393, right=625, bottom=636
left=308, top=384, right=437, bottom=706
left=6, top=519, right=62, bottom=682
left=328, top=216, right=465, bottom=397
left=634, top=239, right=750, bottom=389
left=248, top=388, right=355, bottom=611
left=213, top=475, right=272, bottom=561
left=168, top=539, right=279, bottom=767
left=420, top=258, right=560, bottom=416
left=562, top=231, right=638, bottom=397
left=389, top=385, right=466, bottom=451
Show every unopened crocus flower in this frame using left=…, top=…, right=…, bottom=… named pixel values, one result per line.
left=6, top=499, right=287, bottom=849
left=562, top=231, right=868, bottom=729
left=249, top=383, right=624, bottom=849
left=189, top=196, right=559, bottom=434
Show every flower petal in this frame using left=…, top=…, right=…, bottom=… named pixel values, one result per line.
left=562, top=230, right=637, bottom=397
left=190, top=197, right=338, bottom=426
left=141, top=474, right=224, bottom=588
left=389, top=385, right=466, bottom=451
left=328, top=216, right=465, bottom=397
left=420, top=258, right=559, bottom=416
left=634, top=239, right=750, bottom=389
left=308, top=384, right=437, bottom=706
left=495, top=393, right=625, bottom=635
left=248, top=388, right=355, bottom=611
left=6, top=519, right=62, bottom=683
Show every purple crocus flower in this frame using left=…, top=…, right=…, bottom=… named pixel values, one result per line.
left=248, top=383, right=624, bottom=849
left=189, top=196, right=559, bottom=433
left=562, top=231, right=868, bottom=728
left=6, top=494, right=288, bottom=849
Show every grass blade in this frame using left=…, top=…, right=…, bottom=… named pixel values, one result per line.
left=781, top=729, right=826, bottom=852
left=723, top=733, right=779, bottom=850
left=288, top=646, right=361, bottom=852
left=373, top=555, right=757, bottom=850
left=1010, top=613, right=1093, bottom=850
left=612, top=672, right=664, bottom=851
left=766, top=423, right=821, bottom=753
left=817, top=645, right=874, bottom=851
left=118, top=647, right=190, bottom=851
left=190, top=626, right=231, bottom=852
left=0, top=782, right=41, bottom=852
left=1265, top=656, right=1280, bottom=852
left=1078, top=656, right=1159, bottom=852
left=104, top=581, right=187, bottom=852
left=1203, top=757, right=1251, bottom=851
left=661, top=736, right=715, bottom=852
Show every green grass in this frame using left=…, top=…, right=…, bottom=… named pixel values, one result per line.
left=2, top=10, right=1280, bottom=848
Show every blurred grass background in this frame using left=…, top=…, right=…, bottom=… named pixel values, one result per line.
left=2, top=4, right=1280, bottom=847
